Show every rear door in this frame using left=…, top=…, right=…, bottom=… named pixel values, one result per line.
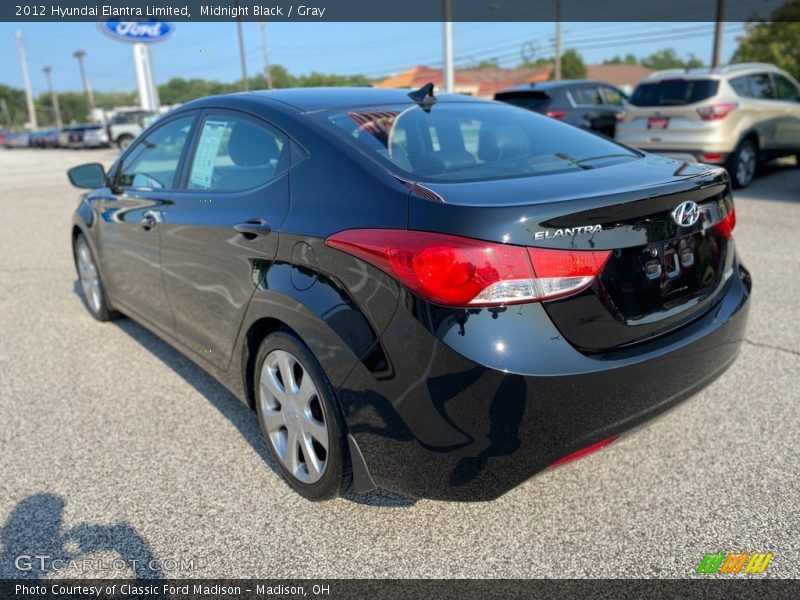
left=772, top=73, right=800, bottom=150
left=98, top=113, right=197, bottom=334
left=159, top=108, right=291, bottom=369
left=568, top=85, right=617, bottom=136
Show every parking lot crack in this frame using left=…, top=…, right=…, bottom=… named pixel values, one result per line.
left=744, top=338, right=800, bottom=358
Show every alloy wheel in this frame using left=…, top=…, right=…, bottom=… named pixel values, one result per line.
left=259, top=349, right=329, bottom=484
left=736, top=143, right=756, bottom=187
left=76, top=239, right=102, bottom=314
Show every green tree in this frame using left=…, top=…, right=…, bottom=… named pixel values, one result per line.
left=549, top=49, right=586, bottom=80
left=604, top=53, right=638, bottom=65
left=641, top=48, right=701, bottom=70
left=732, top=1, right=800, bottom=81
left=518, top=56, right=553, bottom=69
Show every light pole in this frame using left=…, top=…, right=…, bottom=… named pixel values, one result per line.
left=442, top=0, right=454, bottom=93
left=260, top=22, right=273, bottom=90
left=73, top=50, right=95, bottom=118
left=554, top=0, right=562, bottom=81
left=42, top=66, right=62, bottom=129
left=712, top=0, right=726, bottom=69
left=15, top=30, right=38, bottom=129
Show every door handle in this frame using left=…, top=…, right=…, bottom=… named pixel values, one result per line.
left=141, top=210, right=162, bottom=230
left=234, top=219, right=272, bottom=239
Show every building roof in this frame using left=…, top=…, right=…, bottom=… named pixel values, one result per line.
left=374, top=65, right=551, bottom=98
left=584, top=64, right=655, bottom=89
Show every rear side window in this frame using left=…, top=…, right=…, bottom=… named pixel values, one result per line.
left=317, top=102, right=638, bottom=183
left=748, top=73, right=776, bottom=99
left=774, top=74, right=799, bottom=102
left=187, top=114, right=287, bottom=191
left=494, top=91, right=552, bottom=111
left=729, top=75, right=752, bottom=97
left=569, top=87, right=603, bottom=105
left=629, top=79, right=719, bottom=106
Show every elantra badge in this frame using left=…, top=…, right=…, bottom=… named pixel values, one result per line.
left=534, top=224, right=602, bottom=241
left=672, top=201, right=700, bottom=227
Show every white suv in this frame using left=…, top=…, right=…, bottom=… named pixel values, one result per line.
left=616, top=63, right=800, bottom=188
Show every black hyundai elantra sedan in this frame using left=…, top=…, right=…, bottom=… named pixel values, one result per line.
left=68, top=86, right=750, bottom=501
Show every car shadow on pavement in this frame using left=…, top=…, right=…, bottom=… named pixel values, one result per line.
left=737, top=159, right=800, bottom=204
left=0, top=492, right=164, bottom=581
left=109, top=315, right=417, bottom=508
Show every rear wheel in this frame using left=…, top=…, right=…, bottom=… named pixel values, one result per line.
left=254, top=330, right=350, bottom=500
left=73, top=234, right=120, bottom=322
left=728, top=138, right=757, bottom=189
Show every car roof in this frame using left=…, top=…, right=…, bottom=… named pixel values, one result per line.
left=186, top=87, right=487, bottom=113
left=496, top=80, right=616, bottom=95
left=644, top=63, right=787, bottom=82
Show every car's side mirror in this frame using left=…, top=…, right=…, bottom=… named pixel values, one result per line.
left=67, top=163, right=106, bottom=189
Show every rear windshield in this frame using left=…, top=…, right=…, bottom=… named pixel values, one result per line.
left=630, top=79, right=719, bottom=106
left=316, top=102, right=638, bottom=182
left=494, top=91, right=552, bottom=111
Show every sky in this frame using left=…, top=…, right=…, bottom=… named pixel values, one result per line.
left=1, top=22, right=746, bottom=95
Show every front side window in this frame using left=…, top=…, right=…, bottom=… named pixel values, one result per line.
left=748, top=73, right=776, bottom=99
left=317, top=102, right=638, bottom=183
left=117, top=115, right=194, bottom=190
left=601, top=87, right=625, bottom=105
left=187, top=114, right=287, bottom=191
left=774, top=74, right=800, bottom=102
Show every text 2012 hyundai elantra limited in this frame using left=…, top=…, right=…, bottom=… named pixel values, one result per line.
left=68, top=86, right=750, bottom=501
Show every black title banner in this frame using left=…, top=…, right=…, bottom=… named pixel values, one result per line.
left=3, top=579, right=800, bottom=600
left=4, top=0, right=798, bottom=22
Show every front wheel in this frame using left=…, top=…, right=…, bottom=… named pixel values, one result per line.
left=73, top=234, right=120, bottom=322
left=117, top=134, right=134, bottom=150
left=254, top=331, right=351, bottom=500
left=728, top=139, right=757, bottom=189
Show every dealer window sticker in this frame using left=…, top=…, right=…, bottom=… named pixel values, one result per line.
left=189, top=120, right=229, bottom=189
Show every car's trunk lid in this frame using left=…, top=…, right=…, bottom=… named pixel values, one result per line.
left=407, top=157, right=735, bottom=351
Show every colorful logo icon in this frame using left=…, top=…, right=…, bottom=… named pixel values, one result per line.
left=696, top=552, right=774, bottom=574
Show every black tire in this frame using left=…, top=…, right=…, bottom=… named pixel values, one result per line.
left=254, top=330, right=351, bottom=500
left=117, top=134, right=134, bottom=150
left=727, top=138, right=757, bottom=189
left=72, top=234, right=120, bottom=322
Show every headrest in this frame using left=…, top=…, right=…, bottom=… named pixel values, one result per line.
left=228, top=122, right=281, bottom=167
left=477, top=126, right=530, bottom=163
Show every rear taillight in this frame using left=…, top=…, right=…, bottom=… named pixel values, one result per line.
left=545, top=110, right=567, bottom=119
left=714, top=207, right=736, bottom=239
left=697, top=102, right=738, bottom=121
left=615, top=110, right=627, bottom=122
left=326, top=229, right=611, bottom=307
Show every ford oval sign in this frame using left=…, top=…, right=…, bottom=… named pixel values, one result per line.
left=99, top=20, right=174, bottom=44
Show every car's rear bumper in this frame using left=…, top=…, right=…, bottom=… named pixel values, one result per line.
left=340, top=258, right=751, bottom=501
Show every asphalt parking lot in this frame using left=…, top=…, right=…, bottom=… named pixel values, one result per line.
left=0, top=147, right=798, bottom=579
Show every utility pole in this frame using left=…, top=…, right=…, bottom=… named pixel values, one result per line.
left=42, top=66, right=62, bottom=129
left=259, top=22, right=273, bottom=89
left=442, top=0, right=455, bottom=93
left=554, top=0, right=562, bottom=81
left=73, top=50, right=95, bottom=118
left=235, top=1, right=248, bottom=91
left=15, top=30, right=38, bottom=129
left=712, top=0, right=726, bottom=69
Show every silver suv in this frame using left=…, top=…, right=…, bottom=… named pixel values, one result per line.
left=616, top=63, right=800, bottom=188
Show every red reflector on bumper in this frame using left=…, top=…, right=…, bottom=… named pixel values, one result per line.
left=548, top=435, right=619, bottom=469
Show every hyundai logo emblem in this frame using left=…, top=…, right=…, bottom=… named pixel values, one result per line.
left=672, top=201, right=700, bottom=227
